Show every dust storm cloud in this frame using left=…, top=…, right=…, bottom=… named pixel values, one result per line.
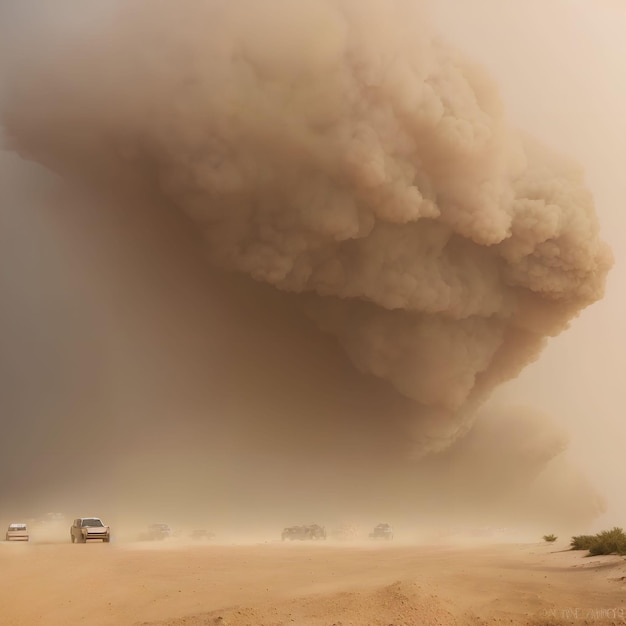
left=0, top=0, right=612, bottom=530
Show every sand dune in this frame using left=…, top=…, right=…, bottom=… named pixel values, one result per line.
left=1, top=540, right=624, bottom=625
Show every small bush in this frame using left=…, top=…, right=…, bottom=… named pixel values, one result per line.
left=570, top=535, right=595, bottom=551
left=588, top=527, right=626, bottom=556
left=570, top=528, right=626, bottom=555
left=543, top=534, right=557, bottom=543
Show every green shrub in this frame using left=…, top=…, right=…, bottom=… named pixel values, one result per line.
left=570, top=534, right=595, bottom=550
left=570, top=528, right=626, bottom=555
left=588, top=527, right=626, bottom=556
left=543, top=534, right=557, bottom=543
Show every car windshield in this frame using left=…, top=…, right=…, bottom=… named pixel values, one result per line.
left=81, top=518, right=104, bottom=527
left=9, top=524, right=26, bottom=530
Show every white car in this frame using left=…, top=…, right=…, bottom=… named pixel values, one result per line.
left=70, top=518, right=110, bottom=543
left=6, top=523, right=29, bottom=541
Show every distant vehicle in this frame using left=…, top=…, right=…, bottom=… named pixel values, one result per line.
left=142, top=523, right=172, bottom=541
left=281, top=524, right=327, bottom=541
left=70, top=518, right=110, bottom=543
left=190, top=529, right=215, bottom=541
left=6, top=523, right=29, bottom=542
left=369, top=523, right=394, bottom=540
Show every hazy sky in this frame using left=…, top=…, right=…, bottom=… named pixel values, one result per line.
left=0, top=0, right=623, bottom=533
left=428, top=0, right=626, bottom=527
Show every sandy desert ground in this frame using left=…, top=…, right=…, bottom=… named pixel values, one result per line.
left=1, top=537, right=625, bottom=626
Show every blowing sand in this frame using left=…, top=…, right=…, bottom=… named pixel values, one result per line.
left=1, top=539, right=624, bottom=626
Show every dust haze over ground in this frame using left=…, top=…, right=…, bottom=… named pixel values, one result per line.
left=0, top=0, right=613, bottom=537
left=3, top=540, right=626, bottom=626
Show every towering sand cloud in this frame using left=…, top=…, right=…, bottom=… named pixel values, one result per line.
left=1, top=0, right=612, bottom=452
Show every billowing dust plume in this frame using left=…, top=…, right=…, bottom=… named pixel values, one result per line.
left=1, top=0, right=611, bottom=451
left=0, top=0, right=613, bottom=533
